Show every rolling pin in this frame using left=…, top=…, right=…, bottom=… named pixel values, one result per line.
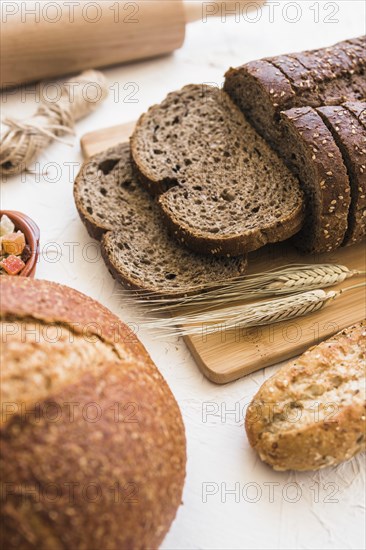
left=1, top=1, right=264, bottom=89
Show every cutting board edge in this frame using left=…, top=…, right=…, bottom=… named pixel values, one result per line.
left=184, top=309, right=366, bottom=384
left=81, top=121, right=136, bottom=158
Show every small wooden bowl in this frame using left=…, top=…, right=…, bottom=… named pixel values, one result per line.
left=0, top=210, right=40, bottom=278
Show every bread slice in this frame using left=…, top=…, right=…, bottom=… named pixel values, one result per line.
left=130, top=84, right=304, bottom=256
left=224, top=36, right=366, bottom=156
left=280, top=107, right=351, bottom=253
left=317, top=103, right=366, bottom=245
left=226, top=59, right=297, bottom=149
left=245, top=321, right=366, bottom=471
left=74, top=143, right=247, bottom=296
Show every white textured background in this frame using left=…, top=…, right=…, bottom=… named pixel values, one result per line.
left=1, top=1, right=366, bottom=549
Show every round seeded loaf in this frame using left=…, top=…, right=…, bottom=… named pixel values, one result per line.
left=245, top=322, right=366, bottom=471
left=0, top=277, right=186, bottom=549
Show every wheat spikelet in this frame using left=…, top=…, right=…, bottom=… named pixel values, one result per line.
left=143, top=289, right=336, bottom=336
left=264, top=265, right=352, bottom=291
left=126, top=263, right=361, bottom=313
left=141, top=282, right=365, bottom=337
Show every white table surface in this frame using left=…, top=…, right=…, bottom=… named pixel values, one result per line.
left=1, top=2, right=365, bottom=549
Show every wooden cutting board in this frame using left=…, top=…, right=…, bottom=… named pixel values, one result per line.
left=81, top=123, right=366, bottom=384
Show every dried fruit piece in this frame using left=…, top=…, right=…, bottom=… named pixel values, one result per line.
left=0, top=255, right=26, bottom=275
left=21, top=244, right=32, bottom=264
left=0, top=215, right=15, bottom=237
left=1, top=231, right=26, bottom=255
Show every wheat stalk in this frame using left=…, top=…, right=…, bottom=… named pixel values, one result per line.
left=140, top=282, right=366, bottom=337
left=126, top=264, right=362, bottom=313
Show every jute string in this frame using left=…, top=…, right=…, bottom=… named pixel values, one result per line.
left=0, top=70, right=108, bottom=176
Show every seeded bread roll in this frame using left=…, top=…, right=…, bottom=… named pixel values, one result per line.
left=245, top=322, right=366, bottom=471
left=224, top=36, right=366, bottom=156
left=280, top=106, right=351, bottom=253
left=131, top=84, right=304, bottom=256
left=74, top=143, right=247, bottom=296
left=0, top=277, right=186, bottom=550
left=317, top=102, right=366, bottom=245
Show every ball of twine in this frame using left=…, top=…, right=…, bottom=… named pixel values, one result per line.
left=0, top=70, right=108, bottom=177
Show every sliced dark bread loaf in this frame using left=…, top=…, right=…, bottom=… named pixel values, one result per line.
left=317, top=103, right=366, bottom=245
left=74, top=143, right=247, bottom=296
left=280, top=107, right=351, bottom=253
left=130, top=84, right=304, bottom=256
left=224, top=36, right=366, bottom=157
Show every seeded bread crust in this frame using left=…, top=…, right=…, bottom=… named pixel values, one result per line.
left=74, top=143, right=247, bottom=297
left=280, top=106, right=351, bottom=253
left=344, top=101, right=366, bottom=129
left=0, top=277, right=186, bottom=550
left=317, top=103, right=366, bottom=245
left=269, top=38, right=366, bottom=105
left=245, top=321, right=366, bottom=471
left=224, top=36, right=366, bottom=153
left=131, top=84, right=304, bottom=256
